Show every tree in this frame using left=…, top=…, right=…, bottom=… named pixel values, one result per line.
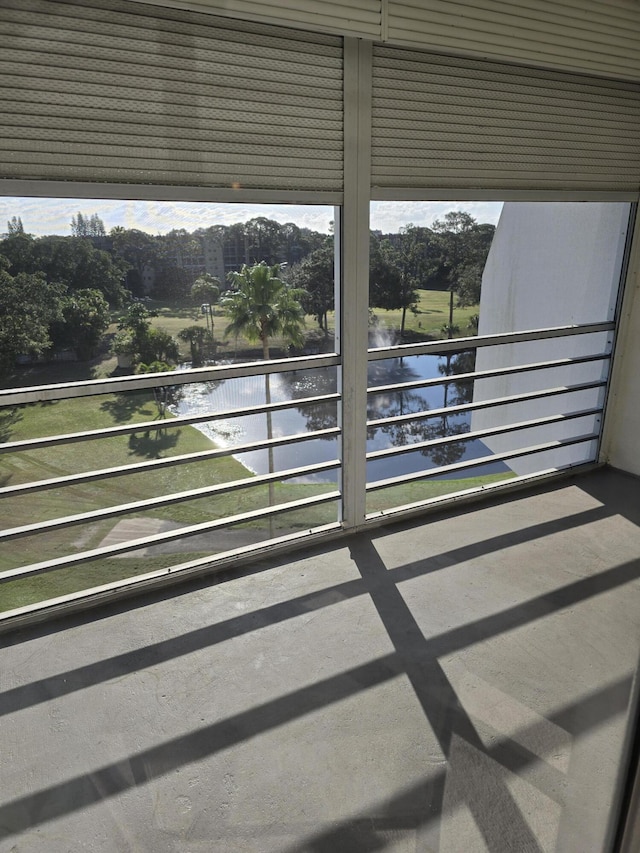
left=0, top=231, right=35, bottom=275
left=138, top=327, right=179, bottom=365
left=222, top=262, right=307, bottom=532
left=279, top=222, right=303, bottom=264
left=71, top=212, right=106, bottom=237
left=50, top=288, right=110, bottom=360
left=7, top=216, right=24, bottom=235
left=370, top=231, right=427, bottom=340
left=431, top=212, right=495, bottom=337
left=369, top=237, right=404, bottom=340
left=223, top=262, right=306, bottom=360
left=191, top=273, right=221, bottom=306
left=178, top=325, right=212, bottom=367
left=135, top=360, right=178, bottom=419
left=244, top=217, right=282, bottom=265
left=154, top=229, right=200, bottom=298
left=0, top=257, right=65, bottom=373
left=111, top=228, right=159, bottom=295
left=118, top=301, right=155, bottom=340
left=290, top=243, right=335, bottom=338
left=191, top=274, right=221, bottom=341
left=31, top=236, right=127, bottom=305
left=115, top=302, right=178, bottom=367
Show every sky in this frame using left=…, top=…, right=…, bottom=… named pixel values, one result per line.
left=0, top=196, right=504, bottom=237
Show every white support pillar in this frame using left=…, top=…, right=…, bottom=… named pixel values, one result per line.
left=340, top=38, right=372, bottom=530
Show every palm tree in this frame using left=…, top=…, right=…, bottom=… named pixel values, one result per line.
left=178, top=324, right=211, bottom=367
left=223, top=262, right=306, bottom=359
left=222, top=262, right=306, bottom=534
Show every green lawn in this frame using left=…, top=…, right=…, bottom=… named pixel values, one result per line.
left=0, top=289, right=506, bottom=612
left=106, top=289, right=478, bottom=363
left=5, top=289, right=476, bottom=391
left=0, top=391, right=339, bottom=610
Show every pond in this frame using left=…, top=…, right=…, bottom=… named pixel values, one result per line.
left=172, top=352, right=510, bottom=484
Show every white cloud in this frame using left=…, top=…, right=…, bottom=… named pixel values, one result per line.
left=370, top=201, right=503, bottom=232
left=0, top=198, right=336, bottom=237
left=0, top=196, right=502, bottom=237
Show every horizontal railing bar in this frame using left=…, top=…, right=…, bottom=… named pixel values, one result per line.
left=0, top=393, right=340, bottom=454
left=367, top=380, right=607, bottom=430
left=0, top=523, right=346, bottom=627
left=0, top=352, right=341, bottom=407
left=367, top=322, right=614, bottom=361
left=366, top=407, right=602, bottom=461
left=367, top=353, right=609, bottom=396
left=364, top=464, right=601, bottom=525
left=0, top=460, right=341, bottom=542
left=0, top=491, right=342, bottom=584
left=366, top=433, right=598, bottom=492
left=0, top=428, right=341, bottom=497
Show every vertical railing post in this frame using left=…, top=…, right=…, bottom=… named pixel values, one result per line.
left=340, top=38, right=372, bottom=530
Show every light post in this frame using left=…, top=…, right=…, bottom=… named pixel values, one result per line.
left=200, top=302, right=216, bottom=361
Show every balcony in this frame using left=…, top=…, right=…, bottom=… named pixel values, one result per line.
left=2, top=466, right=639, bottom=851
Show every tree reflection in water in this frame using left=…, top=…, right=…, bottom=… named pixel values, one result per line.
left=281, top=350, right=477, bottom=471
left=366, top=350, right=475, bottom=469
left=174, top=352, right=483, bottom=479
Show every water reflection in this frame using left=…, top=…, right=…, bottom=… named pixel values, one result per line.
left=172, top=352, right=507, bottom=483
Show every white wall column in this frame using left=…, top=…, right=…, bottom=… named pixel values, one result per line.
left=340, top=38, right=372, bottom=529
left=600, top=204, right=640, bottom=475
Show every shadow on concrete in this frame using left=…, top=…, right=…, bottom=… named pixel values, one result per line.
left=0, top=472, right=639, bottom=844
left=278, top=677, right=632, bottom=853
left=348, top=538, right=542, bottom=851
left=0, top=503, right=618, bottom=715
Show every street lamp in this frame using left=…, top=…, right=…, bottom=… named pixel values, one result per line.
left=200, top=302, right=213, bottom=335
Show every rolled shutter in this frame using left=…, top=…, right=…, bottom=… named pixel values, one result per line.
left=386, top=1, right=640, bottom=82
left=135, top=0, right=382, bottom=41
left=0, top=0, right=343, bottom=191
left=371, top=44, right=640, bottom=192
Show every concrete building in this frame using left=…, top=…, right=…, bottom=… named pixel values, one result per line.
left=472, top=202, right=630, bottom=474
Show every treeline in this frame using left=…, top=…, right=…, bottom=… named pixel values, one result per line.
left=0, top=210, right=494, bottom=372
left=110, top=217, right=327, bottom=297
left=291, top=211, right=494, bottom=338
left=0, top=215, right=329, bottom=372
left=0, top=217, right=127, bottom=373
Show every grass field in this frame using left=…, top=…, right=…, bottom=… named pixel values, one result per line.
left=0, top=290, right=511, bottom=612
left=107, top=288, right=479, bottom=363
left=4, top=289, right=477, bottom=390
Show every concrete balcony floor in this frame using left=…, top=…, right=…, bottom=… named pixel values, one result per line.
left=2, top=468, right=640, bottom=852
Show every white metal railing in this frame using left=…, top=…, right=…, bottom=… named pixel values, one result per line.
left=0, top=355, right=343, bottom=594
left=366, top=408, right=603, bottom=463
left=367, top=352, right=610, bottom=396
left=0, top=352, right=341, bottom=406
left=367, top=322, right=614, bottom=362
left=0, top=393, right=340, bottom=454
left=0, top=428, right=341, bottom=498
left=0, top=321, right=615, bottom=609
left=366, top=435, right=600, bottom=493
left=364, top=322, right=611, bottom=502
left=0, top=493, right=342, bottom=585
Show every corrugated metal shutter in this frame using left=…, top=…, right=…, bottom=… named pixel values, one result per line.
left=0, top=0, right=343, bottom=191
left=371, top=45, right=640, bottom=192
left=136, top=0, right=382, bottom=41
left=387, top=0, right=640, bottom=82
left=128, top=0, right=640, bottom=84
